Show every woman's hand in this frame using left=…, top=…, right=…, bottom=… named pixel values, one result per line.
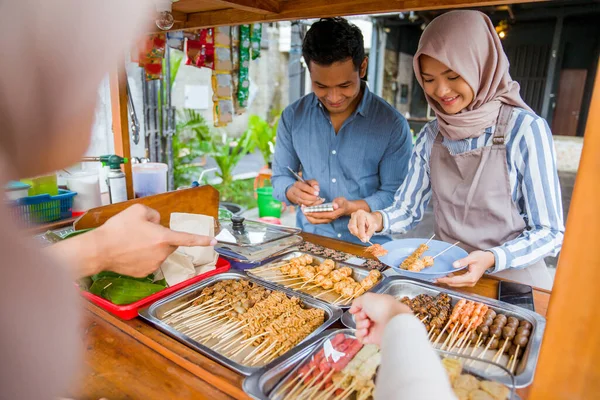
left=436, top=250, right=495, bottom=287
left=348, top=210, right=384, bottom=243
left=349, top=293, right=413, bottom=345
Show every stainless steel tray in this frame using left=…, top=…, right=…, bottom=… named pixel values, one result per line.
left=246, top=251, right=384, bottom=308
left=340, top=276, right=545, bottom=388
left=138, top=271, right=342, bottom=376
left=244, top=328, right=519, bottom=400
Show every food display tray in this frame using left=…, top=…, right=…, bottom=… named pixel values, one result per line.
left=244, top=328, right=519, bottom=400
left=340, top=276, right=545, bottom=388
left=138, top=271, right=342, bottom=376
left=246, top=251, right=384, bottom=308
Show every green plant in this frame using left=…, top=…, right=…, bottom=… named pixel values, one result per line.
left=173, top=109, right=212, bottom=188
left=215, top=178, right=256, bottom=210
left=201, top=130, right=255, bottom=188
left=246, top=113, right=281, bottom=166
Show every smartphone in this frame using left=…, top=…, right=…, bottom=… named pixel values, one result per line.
left=498, top=281, right=535, bottom=312
left=304, top=203, right=335, bottom=213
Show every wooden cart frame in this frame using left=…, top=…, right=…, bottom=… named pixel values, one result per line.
left=105, top=1, right=600, bottom=398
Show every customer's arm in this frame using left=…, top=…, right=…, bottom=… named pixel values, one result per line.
left=350, top=293, right=456, bottom=400
left=47, top=204, right=216, bottom=279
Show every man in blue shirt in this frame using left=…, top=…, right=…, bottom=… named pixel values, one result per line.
left=272, top=17, right=412, bottom=245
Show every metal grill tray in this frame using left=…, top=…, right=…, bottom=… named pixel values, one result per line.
left=246, top=251, right=384, bottom=308
left=340, top=276, right=545, bottom=388
left=138, top=271, right=342, bottom=376
left=244, top=328, right=520, bottom=400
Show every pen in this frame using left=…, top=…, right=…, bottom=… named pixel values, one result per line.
left=287, top=166, right=325, bottom=202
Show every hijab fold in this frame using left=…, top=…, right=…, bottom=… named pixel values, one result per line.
left=413, top=10, right=532, bottom=140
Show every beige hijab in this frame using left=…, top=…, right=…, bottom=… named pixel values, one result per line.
left=0, top=1, right=148, bottom=398
left=413, top=10, right=532, bottom=140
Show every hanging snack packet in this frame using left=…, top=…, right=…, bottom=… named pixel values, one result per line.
left=230, top=26, right=244, bottom=115
left=212, top=26, right=234, bottom=127
left=196, top=28, right=215, bottom=69
left=238, top=25, right=251, bottom=109
left=144, top=57, right=163, bottom=81
left=250, top=23, right=262, bottom=60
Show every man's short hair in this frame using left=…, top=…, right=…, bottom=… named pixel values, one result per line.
left=302, top=17, right=365, bottom=70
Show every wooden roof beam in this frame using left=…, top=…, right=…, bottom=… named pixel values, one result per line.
left=184, top=0, right=545, bottom=29
left=209, top=0, right=280, bottom=14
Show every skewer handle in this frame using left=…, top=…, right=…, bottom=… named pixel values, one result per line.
left=432, top=241, right=461, bottom=259
left=424, top=233, right=436, bottom=246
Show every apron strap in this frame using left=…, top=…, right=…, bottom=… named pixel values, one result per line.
left=492, top=104, right=514, bottom=145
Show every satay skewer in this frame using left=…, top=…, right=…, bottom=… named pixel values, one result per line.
left=432, top=241, right=461, bottom=259
left=276, top=366, right=315, bottom=398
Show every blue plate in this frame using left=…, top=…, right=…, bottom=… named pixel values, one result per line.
left=377, top=238, right=468, bottom=279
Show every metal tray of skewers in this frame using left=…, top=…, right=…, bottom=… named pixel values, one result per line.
left=246, top=252, right=384, bottom=309
left=244, top=328, right=519, bottom=400
left=340, top=276, right=545, bottom=388
left=138, top=271, right=342, bottom=376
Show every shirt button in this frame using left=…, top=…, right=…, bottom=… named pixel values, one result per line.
left=332, top=150, right=337, bottom=155
left=337, top=233, right=342, bottom=238
left=332, top=178, right=337, bottom=183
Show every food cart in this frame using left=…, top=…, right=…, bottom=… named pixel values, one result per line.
left=53, top=0, right=600, bottom=399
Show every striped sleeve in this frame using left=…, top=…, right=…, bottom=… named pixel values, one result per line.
left=488, top=116, right=565, bottom=272
left=377, top=125, right=433, bottom=235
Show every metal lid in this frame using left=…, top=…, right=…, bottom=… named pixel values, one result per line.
left=215, top=216, right=301, bottom=247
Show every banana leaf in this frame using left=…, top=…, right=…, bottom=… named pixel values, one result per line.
left=91, top=271, right=155, bottom=283
left=89, top=277, right=166, bottom=305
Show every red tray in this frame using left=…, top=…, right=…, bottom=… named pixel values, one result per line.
left=80, top=257, right=231, bottom=320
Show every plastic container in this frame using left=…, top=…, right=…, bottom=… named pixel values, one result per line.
left=5, top=181, right=31, bottom=201
left=79, top=257, right=231, bottom=320
left=21, top=174, right=58, bottom=196
left=65, top=171, right=102, bottom=216
left=11, top=189, right=76, bottom=225
left=256, top=186, right=283, bottom=218
left=132, top=162, right=168, bottom=198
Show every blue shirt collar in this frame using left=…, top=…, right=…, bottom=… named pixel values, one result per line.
left=313, top=81, right=370, bottom=117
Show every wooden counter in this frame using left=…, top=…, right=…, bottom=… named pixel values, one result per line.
left=68, top=232, right=550, bottom=400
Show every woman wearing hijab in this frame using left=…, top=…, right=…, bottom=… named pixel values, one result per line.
left=349, top=10, right=564, bottom=290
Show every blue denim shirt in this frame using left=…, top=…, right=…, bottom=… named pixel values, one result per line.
left=272, top=84, right=412, bottom=245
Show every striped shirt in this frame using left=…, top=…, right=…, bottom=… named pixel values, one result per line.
left=379, top=108, right=565, bottom=272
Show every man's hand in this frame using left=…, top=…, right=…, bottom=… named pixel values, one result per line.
left=436, top=250, right=495, bottom=287
left=51, top=204, right=217, bottom=279
left=302, top=197, right=352, bottom=224
left=348, top=210, right=384, bottom=242
left=286, top=179, right=323, bottom=207
left=349, top=293, right=413, bottom=345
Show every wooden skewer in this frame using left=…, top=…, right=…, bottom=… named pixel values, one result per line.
left=285, top=366, right=319, bottom=400
left=432, top=241, right=461, bottom=259
left=510, top=345, right=521, bottom=373
left=314, top=288, right=335, bottom=298
left=470, top=337, right=484, bottom=357
left=420, top=315, right=429, bottom=323
left=507, top=355, right=515, bottom=374
left=315, top=373, right=350, bottom=400
left=243, top=340, right=270, bottom=363
left=427, top=326, right=436, bottom=340
left=241, top=332, right=269, bottom=345
left=286, top=281, right=308, bottom=288
left=425, top=233, right=436, bottom=246
left=264, top=344, right=288, bottom=364
left=270, top=277, right=303, bottom=283
left=296, top=370, right=324, bottom=397
left=332, top=382, right=357, bottom=400
left=332, top=294, right=345, bottom=304
left=251, top=341, right=279, bottom=365
left=162, top=293, right=207, bottom=318
left=459, top=339, right=473, bottom=355
left=229, top=340, right=254, bottom=358
left=440, top=323, right=460, bottom=351
left=447, top=322, right=466, bottom=350
left=307, top=369, right=335, bottom=397
left=276, top=366, right=314, bottom=398
left=477, top=335, right=497, bottom=360
left=492, top=338, right=510, bottom=363
left=432, top=319, right=452, bottom=346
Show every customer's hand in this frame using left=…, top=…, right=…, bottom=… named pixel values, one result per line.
left=92, top=204, right=216, bottom=277
left=50, top=204, right=217, bottom=278
left=286, top=179, right=323, bottom=207
left=349, top=293, right=413, bottom=345
left=348, top=210, right=384, bottom=243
